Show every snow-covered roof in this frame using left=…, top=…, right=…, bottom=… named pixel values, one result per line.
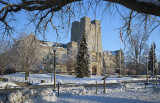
left=39, top=40, right=55, bottom=47
left=103, top=50, right=119, bottom=56
left=39, top=40, right=67, bottom=48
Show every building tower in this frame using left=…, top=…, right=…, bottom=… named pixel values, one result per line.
left=71, top=17, right=103, bottom=75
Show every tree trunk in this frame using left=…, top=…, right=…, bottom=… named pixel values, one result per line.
left=27, top=71, right=29, bottom=77
left=1, top=66, right=5, bottom=78
left=25, top=71, right=29, bottom=80
left=25, top=72, right=27, bottom=80
left=1, top=71, right=3, bottom=78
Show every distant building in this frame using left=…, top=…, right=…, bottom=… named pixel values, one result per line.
left=103, top=50, right=124, bottom=74
left=39, top=40, right=68, bottom=73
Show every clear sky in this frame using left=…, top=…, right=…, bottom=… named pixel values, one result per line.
left=11, top=3, right=160, bottom=62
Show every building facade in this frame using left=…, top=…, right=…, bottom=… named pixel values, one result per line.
left=103, top=50, right=124, bottom=74
left=23, top=17, right=124, bottom=75
left=71, top=17, right=103, bottom=75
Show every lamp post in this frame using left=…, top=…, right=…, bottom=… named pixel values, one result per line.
left=145, top=54, right=149, bottom=84
left=52, top=44, right=57, bottom=90
left=51, top=64, right=53, bottom=82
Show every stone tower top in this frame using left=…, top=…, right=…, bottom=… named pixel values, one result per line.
left=81, top=16, right=91, bottom=22
left=71, top=16, right=102, bottom=53
left=91, top=20, right=100, bottom=25
left=72, top=21, right=80, bottom=25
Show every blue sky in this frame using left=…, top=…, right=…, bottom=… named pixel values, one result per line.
left=11, top=3, right=160, bottom=61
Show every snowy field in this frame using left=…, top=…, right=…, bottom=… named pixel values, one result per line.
left=0, top=73, right=160, bottom=103
left=1, top=83, right=160, bottom=103
left=0, top=73, right=149, bottom=88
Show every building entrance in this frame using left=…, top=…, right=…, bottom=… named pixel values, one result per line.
left=92, top=66, right=97, bottom=75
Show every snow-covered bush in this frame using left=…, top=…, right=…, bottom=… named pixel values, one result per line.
left=59, top=85, right=125, bottom=96
left=9, top=90, right=23, bottom=103
left=59, top=86, right=87, bottom=96
left=32, top=88, right=57, bottom=103
left=0, top=97, right=3, bottom=103
left=8, top=88, right=57, bottom=103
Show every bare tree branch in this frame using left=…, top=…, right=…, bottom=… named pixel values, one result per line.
left=104, top=0, right=160, bottom=16
left=1, top=0, right=160, bottom=40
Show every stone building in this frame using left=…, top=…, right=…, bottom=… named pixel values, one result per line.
left=71, top=17, right=103, bottom=75
left=19, top=17, right=124, bottom=75
left=103, top=50, right=124, bottom=74
left=39, top=40, right=68, bottom=73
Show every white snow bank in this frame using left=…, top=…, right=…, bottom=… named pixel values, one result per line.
left=6, top=81, right=160, bottom=103
left=58, top=91, right=160, bottom=103
left=8, top=88, right=57, bottom=103
left=0, top=82, right=18, bottom=88
left=9, top=90, right=23, bottom=103
left=57, top=85, right=160, bottom=103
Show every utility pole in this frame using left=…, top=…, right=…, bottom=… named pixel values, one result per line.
left=153, top=42, right=154, bottom=76
left=120, top=48, right=121, bottom=77
left=52, top=44, right=58, bottom=90
left=145, top=55, right=149, bottom=84
left=155, top=62, right=158, bottom=85
left=54, top=50, right=56, bottom=90
left=119, top=29, right=123, bottom=77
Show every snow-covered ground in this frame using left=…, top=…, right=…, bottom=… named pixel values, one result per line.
left=1, top=83, right=160, bottom=103
left=0, top=73, right=149, bottom=88
left=0, top=73, right=160, bottom=103
left=57, top=82, right=160, bottom=103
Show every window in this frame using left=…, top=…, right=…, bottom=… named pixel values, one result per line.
left=92, top=55, right=97, bottom=62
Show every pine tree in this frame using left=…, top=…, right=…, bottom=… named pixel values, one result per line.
left=148, top=42, right=157, bottom=75
left=75, top=31, right=90, bottom=78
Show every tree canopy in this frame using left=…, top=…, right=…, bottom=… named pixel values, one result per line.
left=1, top=0, right=160, bottom=17
left=1, top=0, right=160, bottom=38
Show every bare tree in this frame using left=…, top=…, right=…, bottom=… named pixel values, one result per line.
left=42, top=48, right=54, bottom=72
left=103, top=67, right=115, bottom=76
left=67, top=47, right=77, bottom=72
left=10, top=33, right=41, bottom=80
left=56, top=53, right=68, bottom=72
left=0, top=39, right=11, bottom=78
left=125, top=30, right=149, bottom=75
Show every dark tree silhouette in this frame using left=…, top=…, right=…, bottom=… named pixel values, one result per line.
left=76, top=31, right=90, bottom=78
left=148, top=42, right=157, bottom=74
